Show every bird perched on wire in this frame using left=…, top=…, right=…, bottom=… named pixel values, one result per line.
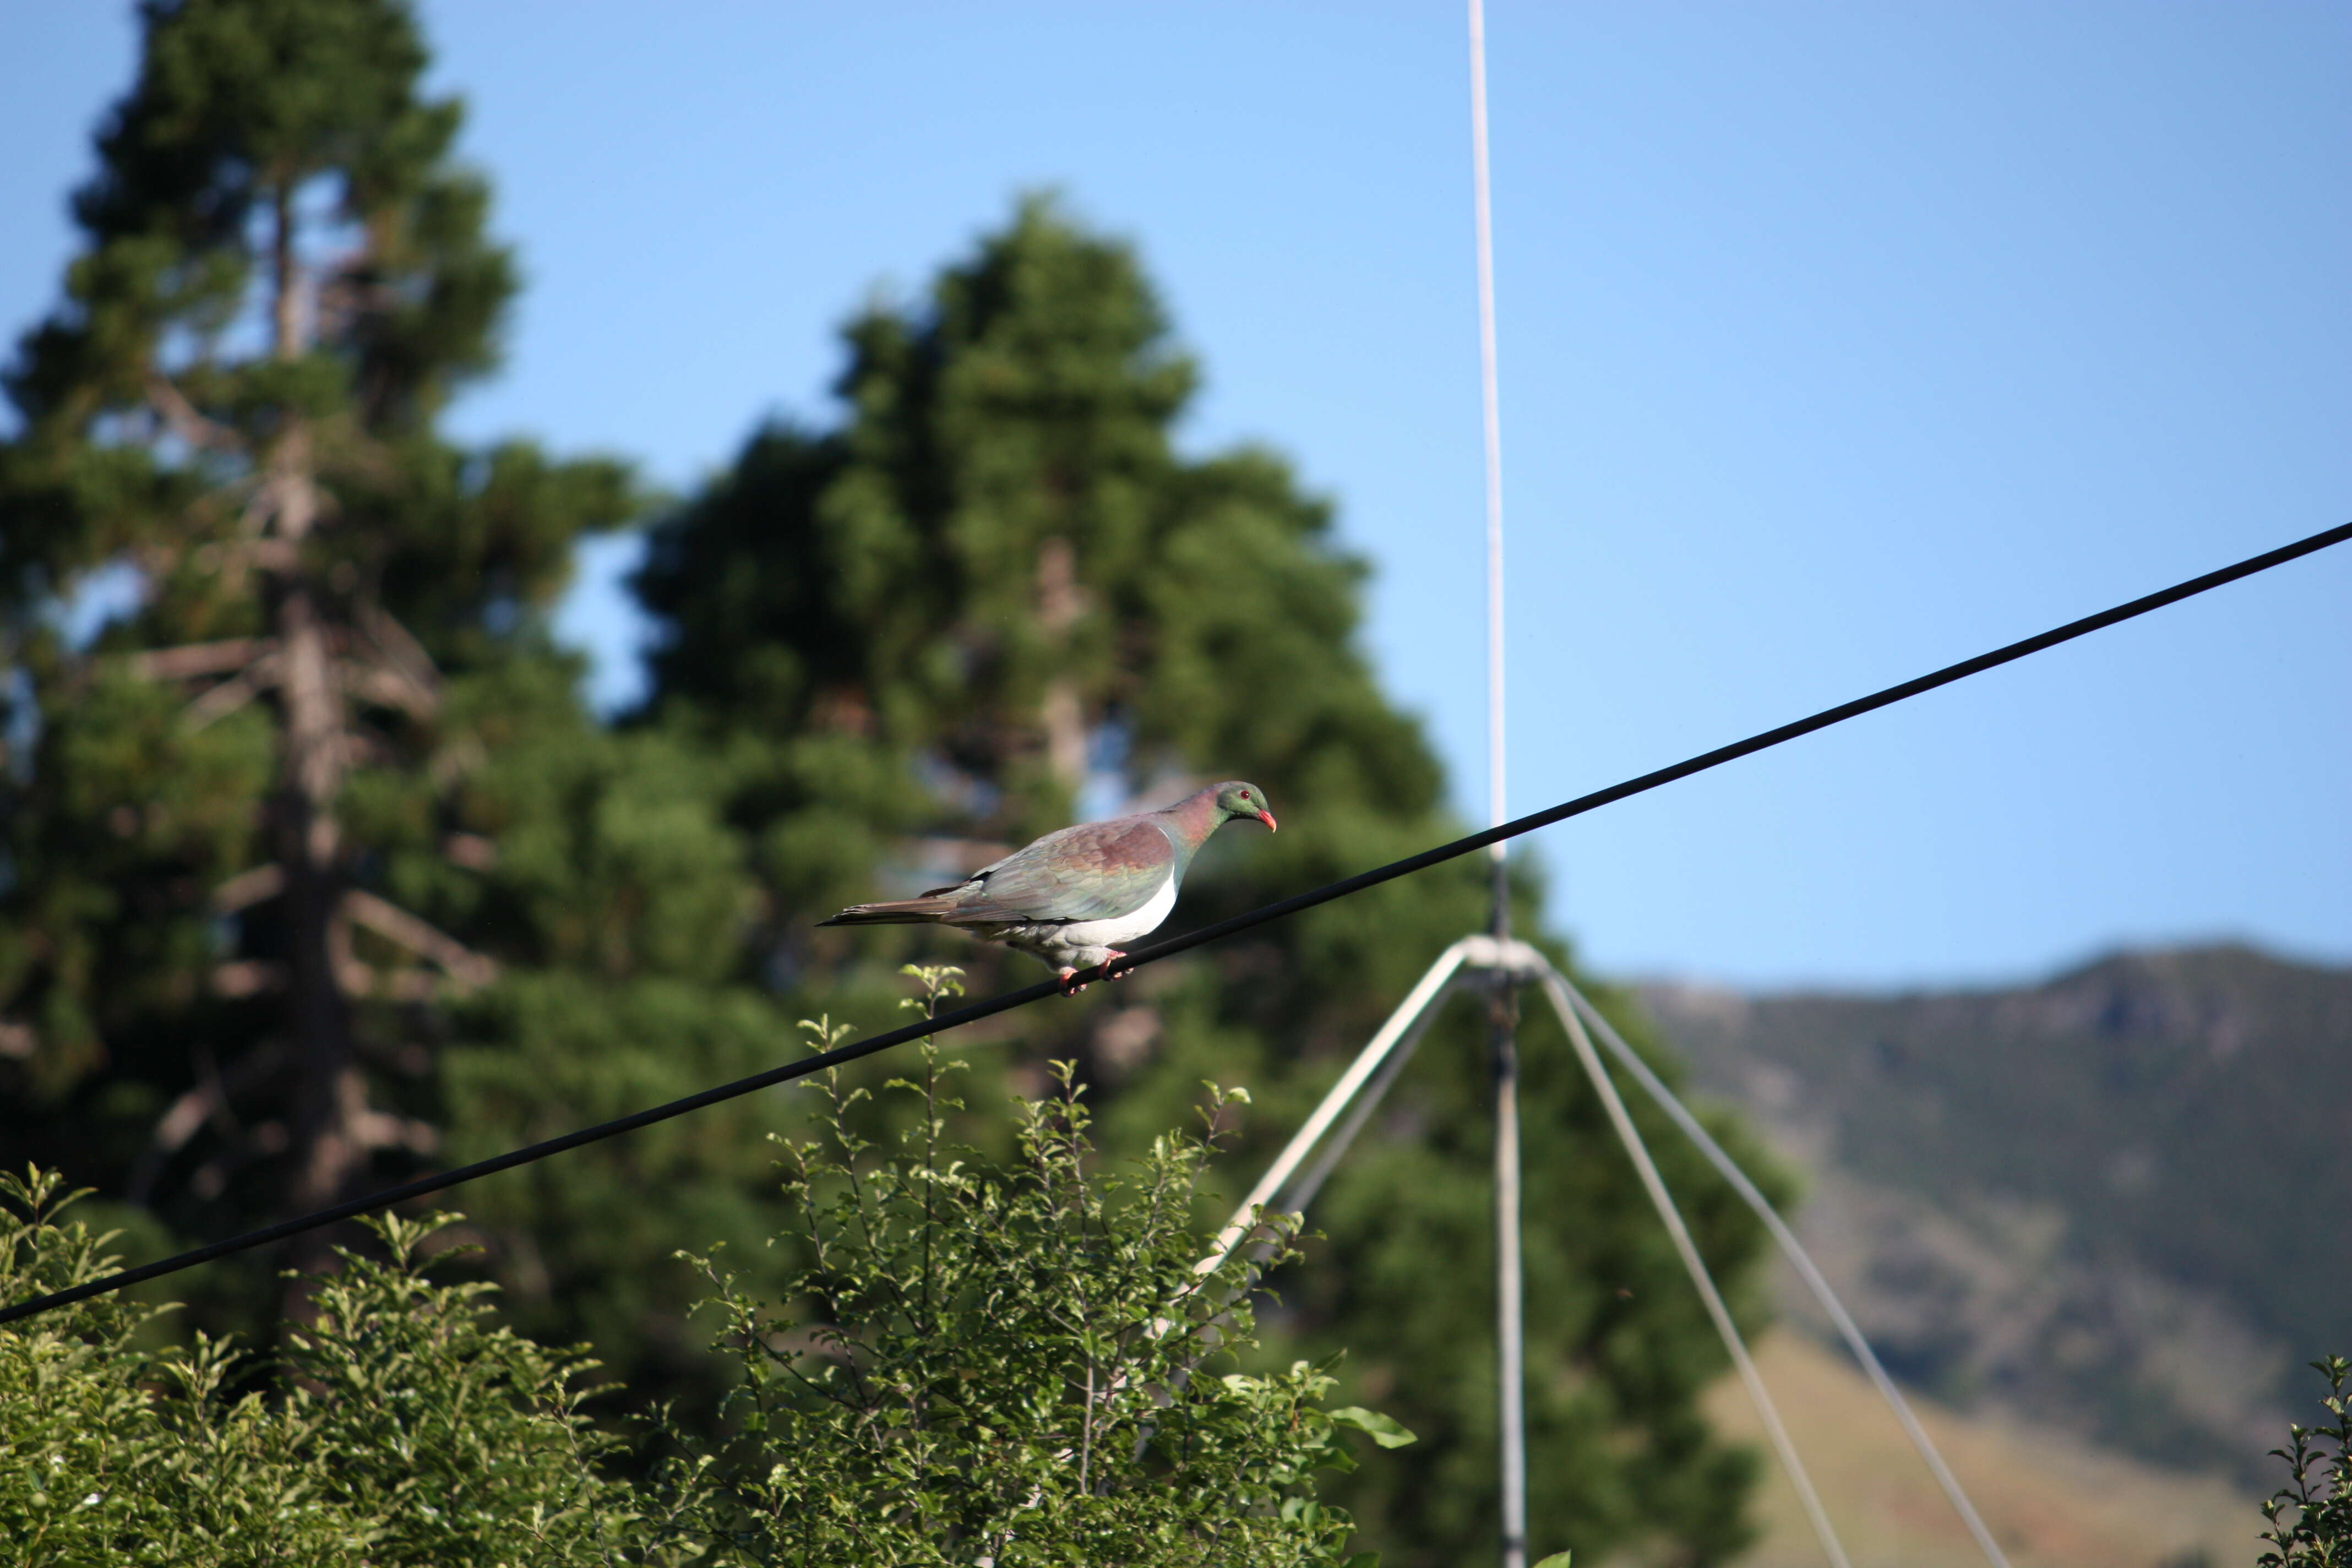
left=819, top=781, right=1277, bottom=994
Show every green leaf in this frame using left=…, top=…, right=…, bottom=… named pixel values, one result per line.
left=1329, top=1406, right=1418, bottom=1449
left=1533, top=1554, right=1575, bottom=1568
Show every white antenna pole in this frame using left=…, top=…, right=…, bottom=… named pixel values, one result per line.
left=1470, top=0, right=1507, bottom=853
left=1466, top=7, right=1525, bottom=1568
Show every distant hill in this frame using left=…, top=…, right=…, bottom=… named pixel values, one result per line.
left=1705, top=1332, right=2258, bottom=1568
left=1638, top=944, right=2352, bottom=1483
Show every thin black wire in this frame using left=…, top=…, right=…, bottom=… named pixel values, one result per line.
left=4, top=518, right=2345, bottom=1330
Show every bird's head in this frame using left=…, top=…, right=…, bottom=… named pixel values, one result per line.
left=1212, top=781, right=1277, bottom=832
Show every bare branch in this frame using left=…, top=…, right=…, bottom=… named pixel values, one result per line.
left=443, top=832, right=497, bottom=870
left=334, top=657, right=438, bottom=720
left=330, top=729, right=395, bottom=771
left=237, top=477, right=276, bottom=537
left=335, top=962, right=447, bottom=1003
left=145, top=372, right=244, bottom=455
left=341, top=889, right=498, bottom=989
left=184, top=651, right=282, bottom=731
left=357, top=602, right=441, bottom=700
left=184, top=677, right=260, bottom=729
left=130, top=1081, right=220, bottom=1196
left=126, top=638, right=275, bottom=682
left=211, top=863, right=285, bottom=913
left=200, top=534, right=301, bottom=571
left=126, top=1042, right=285, bottom=1204
left=346, top=1102, right=440, bottom=1156
left=212, top=960, right=285, bottom=998
left=244, top=460, right=339, bottom=545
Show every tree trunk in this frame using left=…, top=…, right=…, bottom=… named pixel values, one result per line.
left=1035, top=537, right=1088, bottom=792
left=266, top=186, right=362, bottom=1253
left=277, top=573, right=357, bottom=1215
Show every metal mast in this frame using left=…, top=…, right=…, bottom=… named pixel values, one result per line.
left=1466, top=4, right=1525, bottom=1565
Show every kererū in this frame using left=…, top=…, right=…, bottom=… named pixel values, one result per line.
left=819, top=781, right=1277, bottom=993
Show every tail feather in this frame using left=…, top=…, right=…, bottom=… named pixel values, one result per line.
left=818, top=897, right=959, bottom=927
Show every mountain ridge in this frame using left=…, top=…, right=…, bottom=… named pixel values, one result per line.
left=1637, top=943, right=2352, bottom=1482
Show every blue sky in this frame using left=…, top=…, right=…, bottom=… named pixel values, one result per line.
left=5, top=2, right=2345, bottom=988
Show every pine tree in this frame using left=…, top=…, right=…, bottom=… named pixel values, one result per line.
left=0, top=0, right=791, bottom=1370
left=635, top=196, right=1787, bottom=1565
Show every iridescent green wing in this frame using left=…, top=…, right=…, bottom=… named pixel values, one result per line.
left=943, top=818, right=1175, bottom=925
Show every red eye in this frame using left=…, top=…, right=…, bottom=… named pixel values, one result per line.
left=1240, top=791, right=1251, bottom=799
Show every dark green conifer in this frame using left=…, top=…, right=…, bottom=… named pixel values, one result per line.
left=0, top=0, right=785, bottom=1368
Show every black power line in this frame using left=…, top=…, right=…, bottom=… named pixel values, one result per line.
left=4, top=519, right=2345, bottom=1330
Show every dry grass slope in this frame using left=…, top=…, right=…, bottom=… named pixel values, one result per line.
left=1706, top=1332, right=2260, bottom=1568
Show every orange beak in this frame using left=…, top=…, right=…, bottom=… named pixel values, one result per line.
left=1256, top=810, right=1277, bottom=832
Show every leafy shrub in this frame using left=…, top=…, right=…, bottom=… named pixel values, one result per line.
left=0, top=967, right=1407, bottom=1565
left=2261, top=1354, right=2351, bottom=1566
left=667, top=965, right=1410, bottom=1565
left=0, top=1169, right=651, bottom=1565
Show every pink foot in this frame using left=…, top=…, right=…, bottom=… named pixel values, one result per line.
left=1057, top=968, right=1088, bottom=997
left=1102, top=949, right=1133, bottom=981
